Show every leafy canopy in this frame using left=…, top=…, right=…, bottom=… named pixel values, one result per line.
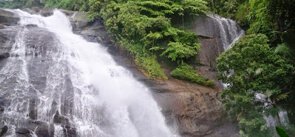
left=87, top=0, right=208, bottom=79
left=217, top=34, right=294, bottom=137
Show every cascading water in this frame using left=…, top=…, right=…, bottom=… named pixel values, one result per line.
left=0, top=9, right=177, bottom=137
left=211, top=14, right=291, bottom=136
left=210, top=15, right=244, bottom=50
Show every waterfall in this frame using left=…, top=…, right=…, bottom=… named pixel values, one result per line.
left=263, top=109, right=290, bottom=137
left=0, top=9, right=177, bottom=137
left=210, top=15, right=244, bottom=50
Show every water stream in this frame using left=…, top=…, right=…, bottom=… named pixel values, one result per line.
left=0, top=9, right=177, bottom=137
left=210, top=15, right=244, bottom=50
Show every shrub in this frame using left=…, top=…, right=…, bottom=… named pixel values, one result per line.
left=171, top=64, right=214, bottom=87
left=135, top=55, right=167, bottom=80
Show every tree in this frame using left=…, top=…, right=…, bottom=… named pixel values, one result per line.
left=217, top=34, right=294, bottom=136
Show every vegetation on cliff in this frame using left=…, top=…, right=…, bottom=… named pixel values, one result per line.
left=217, top=34, right=295, bottom=136
left=2, top=0, right=295, bottom=136
left=213, top=0, right=295, bottom=136
left=86, top=0, right=208, bottom=81
left=42, top=0, right=212, bottom=86
left=0, top=0, right=42, bottom=8
left=171, top=63, right=214, bottom=87
left=0, top=1, right=215, bottom=86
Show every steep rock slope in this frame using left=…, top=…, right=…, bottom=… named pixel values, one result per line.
left=68, top=11, right=240, bottom=137
left=0, top=8, right=239, bottom=137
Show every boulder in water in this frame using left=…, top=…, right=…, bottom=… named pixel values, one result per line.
left=23, top=8, right=53, bottom=17
left=0, top=106, right=4, bottom=113
left=0, top=53, right=9, bottom=60
left=25, top=24, right=38, bottom=28
left=0, top=24, right=5, bottom=29
left=0, top=125, right=8, bottom=136
left=0, top=9, right=19, bottom=26
left=53, top=111, right=70, bottom=125
left=34, top=122, right=51, bottom=137
left=15, top=128, right=32, bottom=137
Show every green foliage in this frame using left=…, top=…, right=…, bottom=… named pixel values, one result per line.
left=206, top=0, right=246, bottom=19
left=135, top=55, right=167, bottom=80
left=276, top=127, right=290, bottom=137
left=239, top=112, right=270, bottom=137
left=171, top=64, right=214, bottom=87
left=162, top=41, right=199, bottom=63
left=119, top=38, right=167, bottom=80
left=208, top=0, right=295, bottom=44
left=44, top=0, right=89, bottom=11
left=87, top=0, right=208, bottom=79
left=217, top=34, right=294, bottom=136
left=34, top=0, right=208, bottom=80
left=268, top=0, right=295, bottom=32
left=275, top=43, right=294, bottom=59
left=0, top=0, right=42, bottom=8
left=247, top=0, right=273, bottom=37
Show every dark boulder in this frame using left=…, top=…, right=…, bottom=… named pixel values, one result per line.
left=53, top=111, right=70, bottom=125
left=0, top=53, right=9, bottom=60
left=0, top=9, right=19, bottom=26
left=34, top=121, right=52, bottom=137
left=0, top=106, right=4, bottom=113
left=0, top=125, right=8, bottom=136
left=69, top=11, right=112, bottom=44
left=0, top=24, right=5, bottom=29
left=23, top=8, right=53, bottom=17
left=53, top=111, right=77, bottom=137
left=0, top=27, right=18, bottom=70
left=25, top=24, right=38, bottom=28
left=16, top=128, right=32, bottom=137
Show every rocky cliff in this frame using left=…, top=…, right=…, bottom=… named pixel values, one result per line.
left=0, top=8, right=239, bottom=137
left=67, top=11, right=240, bottom=137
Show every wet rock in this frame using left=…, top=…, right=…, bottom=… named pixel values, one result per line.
left=0, top=9, right=240, bottom=137
left=66, top=11, right=239, bottom=137
left=39, top=9, right=54, bottom=17
left=29, top=99, right=38, bottom=120
left=35, top=122, right=51, bottom=137
left=62, top=124, right=77, bottom=137
left=190, top=15, right=224, bottom=70
left=0, top=9, right=20, bottom=26
left=60, top=9, right=75, bottom=16
left=16, top=128, right=32, bottom=137
left=0, top=106, right=4, bottom=113
left=53, top=111, right=77, bottom=137
left=0, top=24, right=5, bottom=29
left=23, top=8, right=53, bottom=17
left=0, top=53, right=9, bottom=60
left=71, top=12, right=89, bottom=29
left=0, top=125, right=8, bottom=136
left=152, top=80, right=238, bottom=137
left=0, top=27, right=18, bottom=70
left=69, top=11, right=112, bottom=44
left=20, top=120, right=54, bottom=137
left=192, top=15, right=217, bottom=38
left=0, top=27, right=18, bottom=55
left=25, top=24, right=38, bottom=28
left=53, top=111, right=70, bottom=125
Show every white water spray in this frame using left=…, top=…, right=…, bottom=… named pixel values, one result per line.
left=0, top=9, right=177, bottom=137
left=210, top=15, right=244, bottom=50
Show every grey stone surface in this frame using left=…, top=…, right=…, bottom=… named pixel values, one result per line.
left=0, top=9, right=19, bottom=26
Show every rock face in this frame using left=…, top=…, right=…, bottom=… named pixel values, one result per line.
left=0, top=8, right=239, bottom=137
left=0, top=9, right=75, bottom=137
left=0, top=10, right=19, bottom=70
left=0, top=9, right=20, bottom=26
left=69, top=11, right=239, bottom=137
